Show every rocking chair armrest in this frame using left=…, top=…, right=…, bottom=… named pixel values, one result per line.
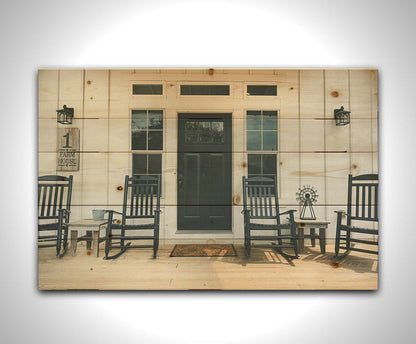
left=334, top=210, right=353, bottom=218
left=279, top=209, right=296, bottom=216
left=154, top=209, right=162, bottom=213
left=107, top=210, right=123, bottom=216
left=57, top=208, right=70, bottom=222
left=241, top=209, right=251, bottom=214
left=57, top=208, right=70, bottom=215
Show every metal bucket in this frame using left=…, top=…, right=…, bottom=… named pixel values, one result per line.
left=92, top=209, right=106, bottom=221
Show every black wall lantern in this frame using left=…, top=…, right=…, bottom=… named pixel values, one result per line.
left=57, top=105, right=74, bottom=125
left=334, top=106, right=350, bottom=126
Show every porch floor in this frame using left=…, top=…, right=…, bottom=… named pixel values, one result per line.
left=38, top=244, right=378, bottom=290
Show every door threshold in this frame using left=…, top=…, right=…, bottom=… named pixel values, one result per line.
left=175, top=230, right=233, bottom=235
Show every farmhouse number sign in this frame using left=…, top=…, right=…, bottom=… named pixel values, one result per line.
left=57, top=128, right=80, bottom=171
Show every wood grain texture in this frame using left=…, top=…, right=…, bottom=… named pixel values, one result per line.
left=38, top=68, right=378, bottom=243
left=38, top=245, right=378, bottom=290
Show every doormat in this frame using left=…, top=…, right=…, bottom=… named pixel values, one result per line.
left=170, top=244, right=237, bottom=257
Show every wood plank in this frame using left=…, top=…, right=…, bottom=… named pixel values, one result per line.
left=84, top=69, right=109, bottom=101
left=59, top=69, right=84, bottom=101
left=325, top=69, right=350, bottom=151
left=277, top=69, right=299, bottom=119
left=351, top=119, right=373, bottom=151
left=37, top=68, right=378, bottom=247
left=350, top=153, right=375, bottom=175
left=350, top=70, right=372, bottom=119
left=108, top=119, right=130, bottom=151
left=38, top=69, right=59, bottom=102
left=38, top=152, right=56, bottom=175
left=325, top=153, right=350, bottom=206
left=81, top=153, right=109, bottom=206
left=107, top=153, right=130, bottom=206
left=300, top=69, right=324, bottom=119
left=38, top=119, right=57, bottom=152
left=38, top=244, right=378, bottom=290
left=300, top=119, right=325, bottom=152
left=83, top=119, right=109, bottom=151
left=280, top=119, right=299, bottom=152
left=299, top=153, right=326, bottom=208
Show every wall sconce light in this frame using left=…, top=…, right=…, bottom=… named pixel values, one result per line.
left=56, top=105, right=74, bottom=125
left=334, top=106, right=350, bottom=126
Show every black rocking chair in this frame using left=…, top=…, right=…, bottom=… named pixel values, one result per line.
left=104, top=175, right=161, bottom=259
left=334, top=174, right=378, bottom=259
left=242, top=176, right=298, bottom=259
left=38, top=175, right=73, bottom=258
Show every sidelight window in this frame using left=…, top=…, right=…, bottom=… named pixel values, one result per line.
left=132, top=154, right=162, bottom=193
left=247, top=154, right=277, bottom=180
left=131, top=109, right=163, bottom=150
left=246, top=110, right=278, bottom=151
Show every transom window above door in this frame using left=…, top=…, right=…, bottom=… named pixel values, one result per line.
left=132, top=84, right=163, bottom=95
left=246, top=85, right=277, bottom=96
left=131, top=110, right=163, bottom=150
left=180, top=85, right=230, bottom=96
left=246, top=110, right=278, bottom=151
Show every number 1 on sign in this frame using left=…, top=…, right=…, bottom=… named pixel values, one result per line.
left=63, top=132, right=71, bottom=148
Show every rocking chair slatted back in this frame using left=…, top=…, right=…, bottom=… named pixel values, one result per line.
left=123, top=175, right=161, bottom=219
left=38, top=175, right=73, bottom=257
left=242, top=175, right=298, bottom=259
left=38, top=175, right=73, bottom=220
left=347, top=174, right=378, bottom=225
left=104, top=175, right=161, bottom=259
left=243, top=176, right=280, bottom=222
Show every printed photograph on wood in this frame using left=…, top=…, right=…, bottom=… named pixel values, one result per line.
left=38, top=68, right=378, bottom=290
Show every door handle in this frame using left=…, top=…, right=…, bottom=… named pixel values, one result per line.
left=178, top=174, right=184, bottom=189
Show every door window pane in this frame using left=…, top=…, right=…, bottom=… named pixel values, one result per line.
left=184, top=120, right=225, bottom=145
left=212, top=122, right=224, bottom=143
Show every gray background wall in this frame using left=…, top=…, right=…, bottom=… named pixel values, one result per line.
left=1, top=0, right=414, bottom=343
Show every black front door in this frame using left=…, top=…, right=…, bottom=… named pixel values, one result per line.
left=178, top=113, right=232, bottom=230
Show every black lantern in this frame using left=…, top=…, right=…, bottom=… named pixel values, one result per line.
left=334, top=106, right=350, bottom=126
left=57, top=105, right=74, bottom=125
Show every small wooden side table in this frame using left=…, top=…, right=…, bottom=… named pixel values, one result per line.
left=68, top=219, right=108, bottom=257
left=294, top=219, right=330, bottom=254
